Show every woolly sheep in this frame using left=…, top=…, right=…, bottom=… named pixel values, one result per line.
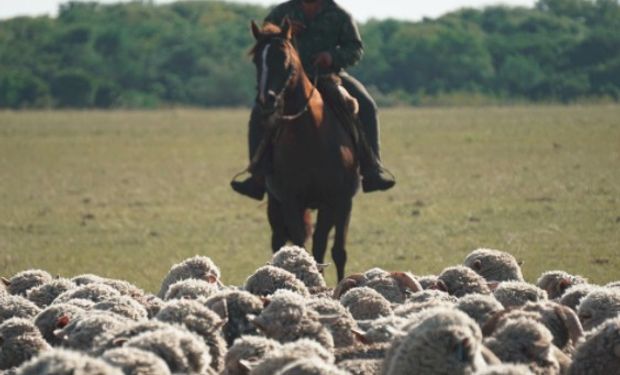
left=577, top=288, right=620, bottom=331
left=53, top=283, right=121, bottom=305
left=223, top=335, right=282, bottom=375
left=250, top=290, right=334, bottom=349
left=0, top=318, right=50, bottom=370
left=520, top=301, right=584, bottom=351
left=248, top=339, right=334, bottom=375
left=417, top=275, right=445, bottom=290
left=356, top=316, right=409, bottom=344
left=438, top=266, right=491, bottom=297
left=54, top=311, right=131, bottom=350
left=464, top=248, right=524, bottom=282
left=484, top=318, right=566, bottom=375
left=334, top=341, right=390, bottom=362
left=270, top=245, right=327, bottom=288
left=91, top=320, right=172, bottom=355
left=101, top=347, right=171, bottom=375
left=606, top=281, right=620, bottom=289
left=340, top=287, right=392, bottom=320
left=71, top=274, right=104, bottom=286
left=334, top=271, right=421, bottom=303
left=406, top=289, right=457, bottom=304
left=0, top=295, right=41, bottom=325
left=337, top=359, right=382, bottom=375
left=98, top=279, right=144, bottom=299
left=163, top=278, right=218, bottom=301
left=93, top=296, right=148, bottom=321
left=536, top=270, right=587, bottom=300
left=383, top=307, right=490, bottom=375
left=559, top=284, right=598, bottom=312
left=475, top=364, right=535, bottom=375
left=154, top=299, right=227, bottom=372
left=123, top=326, right=212, bottom=374
left=568, top=317, right=620, bottom=375
left=34, top=303, right=86, bottom=346
left=493, top=281, right=548, bottom=309
left=393, top=300, right=455, bottom=319
left=14, top=349, right=123, bottom=375
left=5, top=270, right=53, bottom=297
left=274, top=358, right=348, bottom=375
left=457, top=293, right=504, bottom=328
left=157, top=255, right=221, bottom=299
left=307, top=296, right=359, bottom=347
left=244, top=266, right=309, bottom=297
left=26, top=279, right=76, bottom=308
left=204, top=290, right=263, bottom=346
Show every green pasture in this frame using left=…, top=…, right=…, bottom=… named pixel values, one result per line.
left=1, top=106, right=618, bottom=292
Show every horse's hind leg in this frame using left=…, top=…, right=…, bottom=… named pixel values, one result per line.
left=267, top=196, right=287, bottom=253
left=312, top=207, right=335, bottom=268
left=332, top=198, right=353, bottom=282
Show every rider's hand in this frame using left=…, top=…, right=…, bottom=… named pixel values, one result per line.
left=290, top=20, right=306, bottom=35
left=313, top=52, right=333, bottom=69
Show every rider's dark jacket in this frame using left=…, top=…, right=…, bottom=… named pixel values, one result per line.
left=264, top=0, right=363, bottom=76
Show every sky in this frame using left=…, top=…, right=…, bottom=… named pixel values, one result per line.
left=0, top=0, right=537, bottom=21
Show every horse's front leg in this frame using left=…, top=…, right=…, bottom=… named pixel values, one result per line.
left=280, top=198, right=308, bottom=248
left=267, top=195, right=287, bottom=253
left=312, top=206, right=336, bottom=268
left=332, top=198, right=353, bottom=282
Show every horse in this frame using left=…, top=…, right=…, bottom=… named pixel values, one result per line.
left=249, top=19, right=359, bottom=281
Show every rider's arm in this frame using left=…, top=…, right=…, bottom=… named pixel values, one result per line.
left=329, top=14, right=363, bottom=70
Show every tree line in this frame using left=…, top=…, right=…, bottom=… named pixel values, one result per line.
left=0, top=0, right=618, bottom=109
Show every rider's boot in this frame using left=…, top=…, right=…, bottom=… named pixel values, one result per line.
left=358, top=133, right=395, bottom=193
left=231, top=106, right=267, bottom=200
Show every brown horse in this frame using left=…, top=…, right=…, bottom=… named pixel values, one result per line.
left=250, top=19, right=359, bottom=281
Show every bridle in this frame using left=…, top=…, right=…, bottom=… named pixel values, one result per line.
left=257, top=37, right=318, bottom=122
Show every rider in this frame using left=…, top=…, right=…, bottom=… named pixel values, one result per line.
left=231, top=0, right=395, bottom=200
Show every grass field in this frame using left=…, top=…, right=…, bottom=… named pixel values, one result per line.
left=1, top=106, right=619, bottom=292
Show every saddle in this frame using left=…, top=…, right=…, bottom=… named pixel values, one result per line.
left=316, top=74, right=361, bottom=147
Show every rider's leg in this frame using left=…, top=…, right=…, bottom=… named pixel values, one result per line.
left=230, top=103, right=267, bottom=200
left=339, top=72, right=395, bottom=192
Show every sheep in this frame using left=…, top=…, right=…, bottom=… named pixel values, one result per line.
left=0, top=295, right=41, bottom=324
left=98, top=279, right=144, bottom=299
left=464, top=248, right=524, bottom=282
left=247, top=339, right=334, bottom=375
left=269, top=245, right=327, bottom=288
left=457, top=293, right=504, bottom=328
left=382, top=307, right=491, bottom=375
left=559, top=284, right=598, bottom=312
left=26, top=279, right=76, bottom=308
left=567, top=317, right=620, bottom=375
left=355, top=316, right=409, bottom=344
left=307, top=296, right=359, bottom=347
left=417, top=275, right=445, bottom=290
left=101, top=347, right=171, bottom=375
left=244, top=266, right=309, bottom=297
left=339, top=287, right=392, bottom=320
left=333, top=271, right=421, bottom=303
left=92, top=296, right=148, bottom=321
left=140, top=294, right=163, bottom=319
left=337, top=359, right=382, bottom=375
left=53, top=283, right=121, bottom=305
left=536, top=270, right=587, bottom=300
left=475, top=364, right=535, bottom=375
left=91, top=320, right=173, bottom=355
left=334, top=341, right=390, bottom=362
left=123, top=327, right=212, bottom=374
left=274, top=358, right=349, bottom=375
left=438, top=266, right=491, bottom=297
left=393, top=300, right=455, bottom=319
left=484, top=317, right=567, bottom=375
left=71, top=274, right=104, bottom=286
left=406, top=289, right=457, bottom=304
left=157, top=255, right=221, bottom=299
left=54, top=311, right=131, bottom=351
left=223, top=335, right=282, bottom=375
left=576, top=288, right=620, bottom=331
left=34, top=303, right=86, bottom=346
left=13, top=349, right=124, bottom=375
left=4, top=270, right=53, bottom=297
left=163, top=278, right=218, bottom=301
left=0, top=318, right=51, bottom=370
left=493, top=281, right=548, bottom=309
left=249, top=290, right=334, bottom=349
left=203, top=290, right=263, bottom=346
left=154, top=299, right=227, bottom=372
left=606, top=281, right=620, bottom=289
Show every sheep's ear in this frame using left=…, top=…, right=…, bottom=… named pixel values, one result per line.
left=1, top=277, right=10, bottom=286
left=391, top=271, right=422, bottom=293
left=56, top=315, right=70, bottom=329
left=487, top=281, right=500, bottom=291
left=482, top=310, right=511, bottom=337
left=113, top=337, right=128, bottom=346
left=554, top=305, right=583, bottom=344
left=316, top=263, right=330, bottom=271
left=318, top=314, right=340, bottom=325
left=351, top=328, right=369, bottom=344
left=206, top=274, right=218, bottom=284
left=281, top=17, right=293, bottom=40
left=251, top=20, right=262, bottom=40
left=558, top=278, right=572, bottom=290
left=435, top=279, right=448, bottom=292
left=259, top=296, right=271, bottom=307
left=614, top=344, right=620, bottom=358
left=472, top=260, right=482, bottom=271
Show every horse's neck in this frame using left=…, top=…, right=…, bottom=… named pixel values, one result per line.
left=283, top=68, right=323, bottom=125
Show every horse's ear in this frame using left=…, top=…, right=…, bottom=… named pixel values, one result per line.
left=251, top=20, right=262, bottom=40
left=281, top=16, right=293, bottom=40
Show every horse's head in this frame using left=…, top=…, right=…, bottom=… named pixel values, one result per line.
left=250, top=18, right=300, bottom=116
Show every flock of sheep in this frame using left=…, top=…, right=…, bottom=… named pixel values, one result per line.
left=1, top=246, right=620, bottom=374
